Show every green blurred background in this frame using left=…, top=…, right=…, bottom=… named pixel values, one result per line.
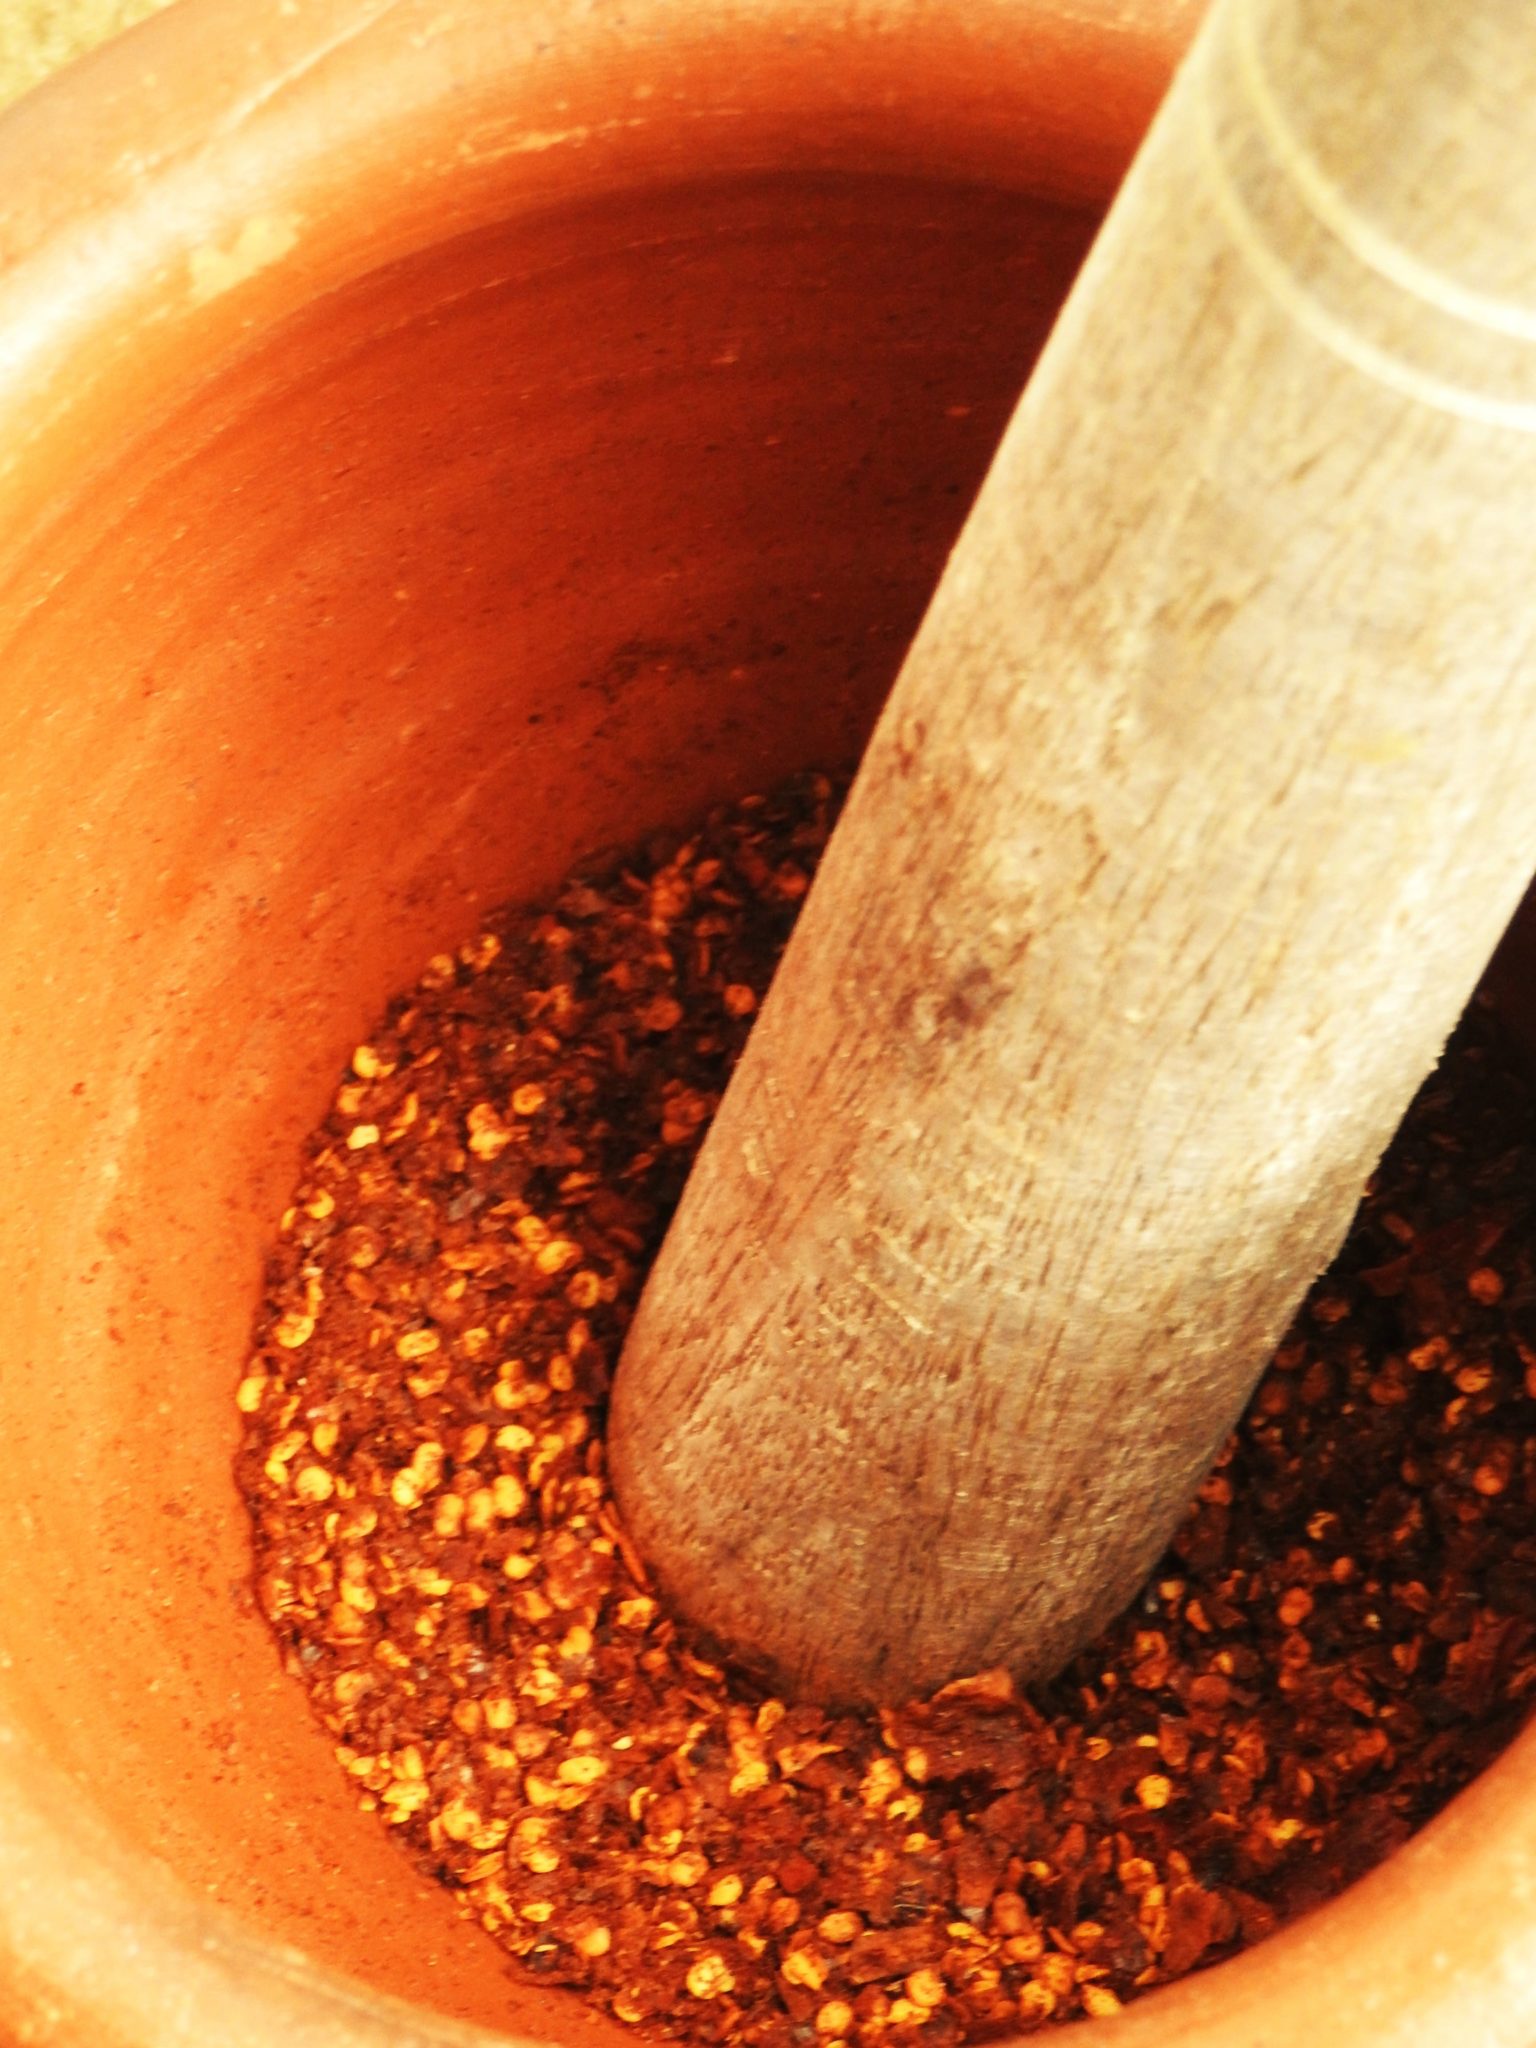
left=2, top=0, right=175, bottom=109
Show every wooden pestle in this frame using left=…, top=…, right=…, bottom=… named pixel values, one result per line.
left=608, top=0, right=1536, bottom=1704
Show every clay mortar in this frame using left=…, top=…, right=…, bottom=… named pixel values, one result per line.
left=2, top=3, right=1535, bottom=2045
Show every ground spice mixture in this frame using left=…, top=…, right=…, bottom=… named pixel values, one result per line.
left=237, top=770, right=1536, bottom=2042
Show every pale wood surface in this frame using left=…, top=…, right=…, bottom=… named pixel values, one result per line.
left=611, top=0, right=1536, bottom=1703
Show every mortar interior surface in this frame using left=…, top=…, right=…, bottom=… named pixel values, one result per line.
left=0, top=167, right=1098, bottom=2032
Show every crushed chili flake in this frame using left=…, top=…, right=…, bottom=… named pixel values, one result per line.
left=237, top=769, right=1536, bottom=2044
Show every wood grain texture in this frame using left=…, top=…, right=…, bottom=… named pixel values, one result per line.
left=610, top=0, right=1536, bottom=1704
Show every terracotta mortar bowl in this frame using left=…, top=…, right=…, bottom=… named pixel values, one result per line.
left=2, top=2, right=1535, bottom=2043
